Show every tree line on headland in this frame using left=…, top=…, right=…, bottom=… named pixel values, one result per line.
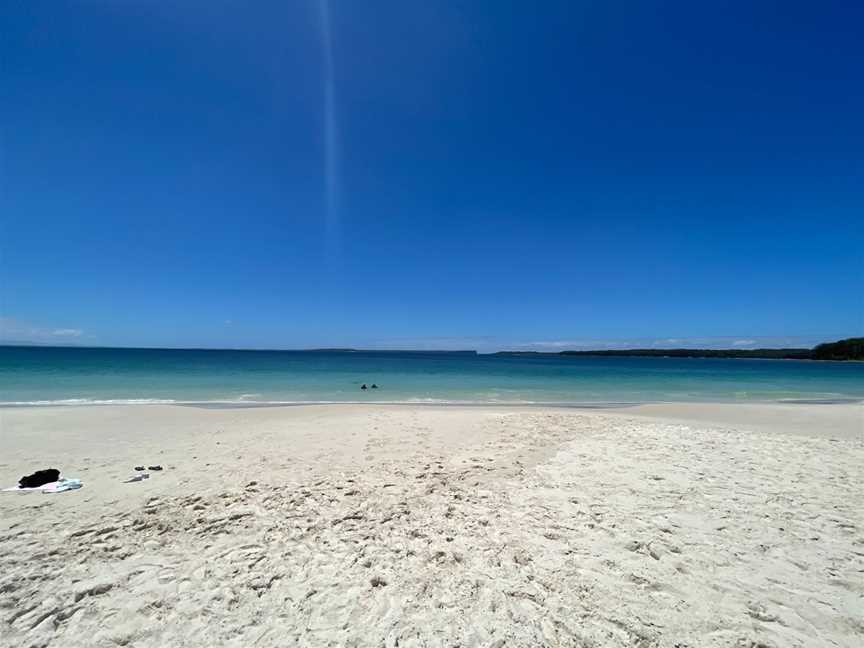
left=494, top=338, right=864, bottom=361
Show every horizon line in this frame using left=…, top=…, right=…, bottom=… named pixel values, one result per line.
left=0, top=340, right=853, bottom=354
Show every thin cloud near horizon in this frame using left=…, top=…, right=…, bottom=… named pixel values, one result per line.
left=359, top=334, right=848, bottom=353
left=506, top=336, right=843, bottom=352
left=0, top=316, right=853, bottom=352
left=0, top=317, right=85, bottom=344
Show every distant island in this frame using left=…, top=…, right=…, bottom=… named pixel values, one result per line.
left=495, top=337, right=864, bottom=361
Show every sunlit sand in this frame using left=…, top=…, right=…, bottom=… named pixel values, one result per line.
left=1, top=403, right=861, bottom=646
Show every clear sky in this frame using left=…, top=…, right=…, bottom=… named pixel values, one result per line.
left=1, top=1, right=862, bottom=351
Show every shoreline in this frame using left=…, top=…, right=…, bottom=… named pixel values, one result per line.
left=2, top=395, right=862, bottom=408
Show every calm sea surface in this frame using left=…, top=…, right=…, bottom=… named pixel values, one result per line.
left=0, top=346, right=862, bottom=406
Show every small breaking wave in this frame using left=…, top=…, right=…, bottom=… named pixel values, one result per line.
left=0, top=398, right=182, bottom=407
left=1, top=395, right=859, bottom=408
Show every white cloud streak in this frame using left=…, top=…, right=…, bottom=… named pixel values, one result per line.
left=0, top=317, right=86, bottom=344
left=354, top=334, right=840, bottom=353
left=51, top=329, right=83, bottom=337
left=507, top=336, right=833, bottom=352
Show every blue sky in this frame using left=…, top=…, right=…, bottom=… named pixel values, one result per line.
left=1, top=1, right=862, bottom=351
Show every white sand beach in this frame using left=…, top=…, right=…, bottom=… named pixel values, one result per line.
left=0, top=402, right=862, bottom=647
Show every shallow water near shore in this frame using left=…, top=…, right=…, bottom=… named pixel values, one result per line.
left=1, top=346, right=862, bottom=405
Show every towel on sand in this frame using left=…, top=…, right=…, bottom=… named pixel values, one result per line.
left=2, top=478, right=83, bottom=493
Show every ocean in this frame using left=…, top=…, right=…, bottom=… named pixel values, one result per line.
left=1, top=346, right=862, bottom=406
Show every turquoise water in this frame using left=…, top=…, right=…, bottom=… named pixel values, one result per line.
left=1, top=346, right=862, bottom=405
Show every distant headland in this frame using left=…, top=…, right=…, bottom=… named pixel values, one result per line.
left=494, top=337, right=864, bottom=361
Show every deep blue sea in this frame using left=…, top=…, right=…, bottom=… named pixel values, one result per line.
left=1, top=346, right=862, bottom=406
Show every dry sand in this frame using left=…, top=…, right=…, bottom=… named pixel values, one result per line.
left=0, top=402, right=861, bottom=647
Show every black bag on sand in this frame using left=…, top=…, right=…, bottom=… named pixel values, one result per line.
left=19, top=468, right=60, bottom=489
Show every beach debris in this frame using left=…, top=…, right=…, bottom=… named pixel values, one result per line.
left=18, top=468, right=60, bottom=489
left=123, top=473, right=150, bottom=483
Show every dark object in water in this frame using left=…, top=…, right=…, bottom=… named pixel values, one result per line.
left=134, top=466, right=145, bottom=471
left=18, top=468, right=60, bottom=489
left=361, top=384, right=367, bottom=390
left=371, top=384, right=378, bottom=389
left=148, top=465, right=163, bottom=471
